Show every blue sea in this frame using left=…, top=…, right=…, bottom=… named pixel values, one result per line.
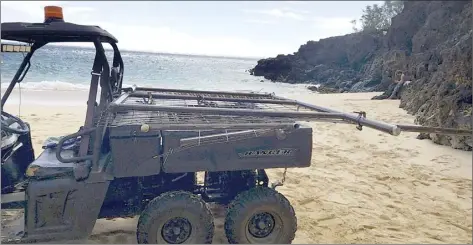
left=1, top=45, right=308, bottom=106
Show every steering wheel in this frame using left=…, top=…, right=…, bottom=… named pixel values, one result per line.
left=1, top=111, right=30, bottom=135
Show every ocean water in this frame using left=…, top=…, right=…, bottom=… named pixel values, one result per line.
left=1, top=45, right=309, bottom=106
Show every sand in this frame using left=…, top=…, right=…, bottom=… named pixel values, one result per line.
left=2, top=92, right=472, bottom=243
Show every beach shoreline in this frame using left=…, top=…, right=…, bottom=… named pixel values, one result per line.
left=2, top=91, right=471, bottom=243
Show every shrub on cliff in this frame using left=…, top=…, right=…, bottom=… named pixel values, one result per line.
left=351, top=1, right=404, bottom=32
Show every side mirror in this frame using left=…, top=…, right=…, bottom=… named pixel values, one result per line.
left=1, top=44, right=32, bottom=53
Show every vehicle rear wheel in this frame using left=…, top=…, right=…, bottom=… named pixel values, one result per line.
left=224, top=187, right=297, bottom=244
left=137, top=191, right=214, bottom=244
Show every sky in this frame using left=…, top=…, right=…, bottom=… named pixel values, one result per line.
left=1, top=1, right=382, bottom=58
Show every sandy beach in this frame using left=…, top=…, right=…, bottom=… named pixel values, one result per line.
left=2, top=91, right=471, bottom=244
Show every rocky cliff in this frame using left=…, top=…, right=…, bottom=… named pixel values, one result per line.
left=250, top=0, right=472, bottom=150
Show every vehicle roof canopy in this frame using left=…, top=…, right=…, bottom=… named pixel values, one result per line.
left=1, top=21, right=118, bottom=44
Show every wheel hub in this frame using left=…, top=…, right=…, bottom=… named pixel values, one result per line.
left=161, top=217, right=192, bottom=244
left=248, top=212, right=275, bottom=238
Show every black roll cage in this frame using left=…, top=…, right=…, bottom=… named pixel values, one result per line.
left=1, top=29, right=125, bottom=169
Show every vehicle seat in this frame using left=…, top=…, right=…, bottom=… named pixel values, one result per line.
left=29, top=137, right=92, bottom=180
left=29, top=148, right=76, bottom=179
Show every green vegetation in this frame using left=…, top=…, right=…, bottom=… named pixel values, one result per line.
left=463, top=107, right=472, bottom=116
left=351, top=1, right=404, bottom=32
left=454, top=75, right=472, bottom=87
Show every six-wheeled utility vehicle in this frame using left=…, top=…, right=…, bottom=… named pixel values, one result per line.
left=1, top=6, right=471, bottom=244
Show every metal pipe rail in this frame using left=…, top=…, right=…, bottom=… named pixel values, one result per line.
left=129, top=91, right=293, bottom=104
left=179, top=126, right=299, bottom=147
left=134, top=86, right=276, bottom=98
left=274, top=96, right=472, bottom=137
left=109, top=103, right=401, bottom=135
left=396, top=124, right=472, bottom=136
left=112, top=122, right=309, bottom=131
left=56, top=127, right=96, bottom=163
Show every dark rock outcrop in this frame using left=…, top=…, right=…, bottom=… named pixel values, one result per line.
left=249, top=31, right=383, bottom=90
left=249, top=0, right=472, bottom=150
left=384, top=0, right=472, bottom=151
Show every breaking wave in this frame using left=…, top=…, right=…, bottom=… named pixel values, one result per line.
left=1, top=81, right=90, bottom=91
left=0, top=81, right=152, bottom=92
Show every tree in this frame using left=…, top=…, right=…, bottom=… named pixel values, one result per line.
left=351, top=1, right=404, bottom=32
left=350, top=19, right=358, bottom=32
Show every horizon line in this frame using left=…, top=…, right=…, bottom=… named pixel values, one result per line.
left=1, top=39, right=268, bottom=60
left=35, top=42, right=270, bottom=61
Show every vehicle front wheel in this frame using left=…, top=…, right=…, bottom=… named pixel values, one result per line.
left=136, top=191, right=214, bottom=244
left=224, top=187, right=297, bottom=244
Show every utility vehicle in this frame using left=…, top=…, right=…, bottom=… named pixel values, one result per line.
left=1, top=6, right=471, bottom=244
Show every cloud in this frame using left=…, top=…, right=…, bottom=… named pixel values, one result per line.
left=64, top=6, right=96, bottom=15
left=1, top=2, right=293, bottom=57
left=1, top=1, right=62, bottom=21
left=1, top=1, right=96, bottom=23
left=279, top=6, right=310, bottom=14
left=281, top=1, right=308, bottom=5
left=244, top=19, right=277, bottom=25
left=295, top=17, right=357, bottom=43
left=243, top=8, right=306, bottom=21
left=68, top=21, right=285, bottom=58
left=313, top=17, right=354, bottom=30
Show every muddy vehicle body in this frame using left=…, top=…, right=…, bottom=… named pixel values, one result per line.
left=1, top=7, right=471, bottom=244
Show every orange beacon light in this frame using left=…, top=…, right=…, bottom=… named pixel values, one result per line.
left=44, top=6, right=64, bottom=23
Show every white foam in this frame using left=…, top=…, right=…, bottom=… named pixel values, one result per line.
left=1, top=81, right=90, bottom=92
left=1, top=80, right=315, bottom=106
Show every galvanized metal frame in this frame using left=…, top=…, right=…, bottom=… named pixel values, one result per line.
left=106, top=87, right=471, bottom=138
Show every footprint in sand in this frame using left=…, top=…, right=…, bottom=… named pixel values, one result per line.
left=394, top=147, right=419, bottom=157
left=375, top=175, right=391, bottom=181
left=379, top=192, right=392, bottom=198
left=362, top=224, right=376, bottom=230
left=368, top=143, right=379, bottom=149
left=298, top=197, right=316, bottom=206
left=424, top=232, right=445, bottom=242
left=88, top=230, right=136, bottom=244
left=386, top=204, right=396, bottom=209
left=431, top=154, right=457, bottom=164
left=379, top=214, right=391, bottom=220
left=316, top=214, right=336, bottom=222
